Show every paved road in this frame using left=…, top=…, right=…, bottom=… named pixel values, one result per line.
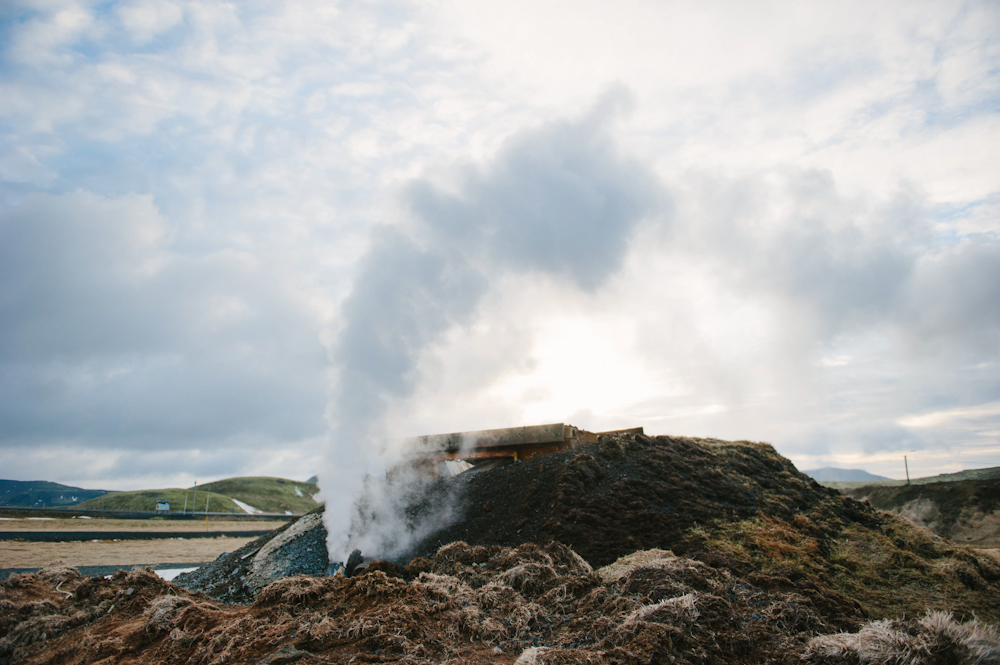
left=0, top=530, right=272, bottom=542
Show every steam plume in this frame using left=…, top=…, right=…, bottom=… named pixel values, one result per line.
left=318, top=88, right=662, bottom=561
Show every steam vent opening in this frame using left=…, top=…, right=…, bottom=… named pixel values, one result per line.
left=394, top=423, right=645, bottom=477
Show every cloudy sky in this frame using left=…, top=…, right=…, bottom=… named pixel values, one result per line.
left=1, top=0, right=997, bottom=491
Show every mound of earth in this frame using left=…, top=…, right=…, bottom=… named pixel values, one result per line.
left=176, top=433, right=852, bottom=602
left=176, top=433, right=1000, bottom=624
left=843, top=479, right=1000, bottom=547
left=402, top=433, right=870, bottom=565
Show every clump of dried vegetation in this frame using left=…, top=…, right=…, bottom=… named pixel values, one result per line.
left=804, top=612, right=1000, bottom=664
left=5, top=535, right=998, bottom=664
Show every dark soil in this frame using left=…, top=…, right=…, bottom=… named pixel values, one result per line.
left=403, top=433, right=872, bottom=566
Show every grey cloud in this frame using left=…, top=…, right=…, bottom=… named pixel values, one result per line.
left=675, top=170, right=999, bottom=354
left=902, top=241, right=1000, bottom=352
left=408, top=96, right=661, bottom=291
left=795, top=421, right=933, bottom=458
left=0, top=192, right=328, bottom=453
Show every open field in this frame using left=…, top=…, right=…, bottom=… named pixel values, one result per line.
left=0, top=517, right=287, bottom=569
left=0, top=517, right=288, bottom=532
left=1, top=535, right=258, bottom=568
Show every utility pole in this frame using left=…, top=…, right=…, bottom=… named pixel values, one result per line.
left=905, top=456, right=910, bottom=486
left=192, top=481, right=198, bottom=516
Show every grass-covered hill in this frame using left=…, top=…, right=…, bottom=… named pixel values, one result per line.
left=843, top=478, right=1000, bottom=547
left=198, top=476, right=320, bottom=514
left=75, top=488, right=242, bottom=514
left=0, top=479, right=108, bottom=507
left=75, top=477, right=320, bottom=514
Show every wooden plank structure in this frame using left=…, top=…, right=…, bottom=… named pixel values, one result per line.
left=400, top=423, right=644, bottom=477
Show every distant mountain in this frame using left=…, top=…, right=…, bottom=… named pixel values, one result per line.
left=816, top=465, right=1000, bottom=490
left=0, top=479, right=109, bottom=507
left=802, top=467, right=892, bottom=482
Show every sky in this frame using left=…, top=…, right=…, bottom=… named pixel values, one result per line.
left=0, top=0, right=998, bottom=493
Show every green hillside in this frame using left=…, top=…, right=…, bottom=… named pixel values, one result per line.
left=74, top=477, right=320, bottom=514
left=76, top=488, right=240, bottom=513
left=197, top=476, right=319, bottom=514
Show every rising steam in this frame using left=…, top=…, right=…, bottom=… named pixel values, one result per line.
left=317, top=88, right=662, bottom=563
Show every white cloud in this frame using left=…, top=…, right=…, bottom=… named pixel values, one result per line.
left=117, top=0, right=182, bottom=44
left=899, top=401, right=1000, bottom=429
left=0, top=0, right=997, bottom=493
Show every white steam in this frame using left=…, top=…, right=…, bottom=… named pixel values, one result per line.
left=316, top=88, right=661, bottom=563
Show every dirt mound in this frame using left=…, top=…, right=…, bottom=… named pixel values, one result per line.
left=176, top=433, right=854, bottom=601
left=174, top=433, right=1000, bottom=625
left=843, top=479, right=1000, bottom=547
left=403, top=433, right=870, bottom=566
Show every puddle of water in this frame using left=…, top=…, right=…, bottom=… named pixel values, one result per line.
left=156, top=567, right=199, bottom=581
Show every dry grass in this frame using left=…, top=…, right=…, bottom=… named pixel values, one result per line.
left=698, top=511, right=1000, bottom=624
left=595, top=549, right=675, bottom=584
left=0, top=535, right=258, bottom=568
left=0, top=518, right=288, bottom=532
left=4, top=538, right=998, bottom=665
left=804, top=611, right=1000, bottom=664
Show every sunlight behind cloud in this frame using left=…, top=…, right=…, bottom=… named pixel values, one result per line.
left=489, top=314, right=670, bottom=427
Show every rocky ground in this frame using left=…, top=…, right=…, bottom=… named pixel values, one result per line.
left=3, top=432, right=1000, bottom=664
